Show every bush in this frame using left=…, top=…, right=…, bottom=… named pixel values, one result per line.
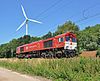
left=96, top=48, right=100, bottom=57
left=86, top=42, right=98, bottom=51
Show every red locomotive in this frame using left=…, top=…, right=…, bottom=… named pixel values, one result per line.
left=16, top=32, right=77, bottom=58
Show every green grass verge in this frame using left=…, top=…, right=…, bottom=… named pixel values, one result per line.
left=0, top=57, right=100, bottom=81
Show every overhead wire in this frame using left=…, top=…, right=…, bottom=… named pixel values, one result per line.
left=35, top=0, right=65, bottom=19
left=40, top=9, right=100, bottom=36
left=77, top=15, right=100, bottom=29
left=35, top=0, right=74, bottom=36
left=49, top=2, right=100, bottom=32
left=74, top=12, right=100, bottom=26
left=83, top=2, right=100, bottom=19
left=37, top=0, right=73, bottom=20
left=75, top=2, right=100, bottom=24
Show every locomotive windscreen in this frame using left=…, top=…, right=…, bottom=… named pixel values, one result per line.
left=44, top=40, right=53, bottom=48
left=66, top=36, right=76, bottom=42
left=72, top=38, right=77, bottom=42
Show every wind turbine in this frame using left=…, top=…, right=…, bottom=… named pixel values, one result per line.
left=16, top=5, right=42, bottom=35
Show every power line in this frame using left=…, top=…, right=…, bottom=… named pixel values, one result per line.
left=36, top=1, right=100, bottom=21
left=36, top=11, right=84, bottom=36
left=40, top=10, right=84, bottom=33
left=75, top=12, right=100, bottom=23
left=37, top=0, right=73, bottom=20
left=78, top=15, right=100, bottom=28
left=53, top=2, right=100, bottom=25
left=35, top=0, right=74, bottom=36
left=35, top=0, right=64, bottom=19
left=39, top=12, right=100, bottom=36
left=83, top=2, right=100, bottom=18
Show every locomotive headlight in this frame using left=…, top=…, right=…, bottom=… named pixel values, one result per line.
left=65, top=46, right=69, bottom=49
left=64, top=46, right=68, bottom=49
left=75, top=46, right=77, bottom=50
left=66, top=46, right=68, bottom=48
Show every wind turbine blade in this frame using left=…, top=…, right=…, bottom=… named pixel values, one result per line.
left=21, top=5, right=27, bottom=19
left=28, top=19, right=42, bottom=24
left=16, top=20, right=26, bottom=31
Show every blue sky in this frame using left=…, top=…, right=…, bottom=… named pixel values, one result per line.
left=0, top=0, right=100, bottom=44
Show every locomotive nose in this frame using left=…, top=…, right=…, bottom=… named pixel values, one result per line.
left=70, top=42, right=72, bottom=45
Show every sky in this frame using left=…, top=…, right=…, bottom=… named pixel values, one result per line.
left=0, top=0, right=100, bottom=44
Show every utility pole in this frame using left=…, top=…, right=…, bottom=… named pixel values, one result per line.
left=11, top=49, right=13, bottom=58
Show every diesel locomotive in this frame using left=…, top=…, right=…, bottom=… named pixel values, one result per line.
left=16, top=32, right=77, bottom=58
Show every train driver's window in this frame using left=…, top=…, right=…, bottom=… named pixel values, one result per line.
left=72, top=38, right=77, bottom=42
left=66, top=36, right=70, bottom=41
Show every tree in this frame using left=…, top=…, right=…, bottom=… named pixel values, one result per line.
left=78, top=24, right=100, bottom=51
left=30, top=36, right=41, bottom=42
left=54, top=21, right=79, bottom=35
left=42, top=31, right=53, bottom=39
left=97, top=29, right=100, bottom=47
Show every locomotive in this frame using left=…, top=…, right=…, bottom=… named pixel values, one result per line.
left=16, top=32, right=77, bottom=58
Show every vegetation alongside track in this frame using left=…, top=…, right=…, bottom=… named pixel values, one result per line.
left=0, top=57, right=100, bottom=81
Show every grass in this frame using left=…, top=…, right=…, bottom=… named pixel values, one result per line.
left=0, top=57, right=100, bottom=81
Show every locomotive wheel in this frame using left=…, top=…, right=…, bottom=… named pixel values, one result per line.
left=41, top=53, right=46, bottom=58
left=64, top=50, right=69, bottom=58
left=56, top=53, right=62, bottom=58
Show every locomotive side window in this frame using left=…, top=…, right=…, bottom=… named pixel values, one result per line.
left=20, top=47, right=24, bottom=52
left=44, top=40, right=53, bottom=48
left=58, top=37, right=64, bottom=42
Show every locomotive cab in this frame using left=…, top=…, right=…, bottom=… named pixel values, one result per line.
left=64, top=33, right=77, bottom=57
left=64, top=36, right=77, bottom=50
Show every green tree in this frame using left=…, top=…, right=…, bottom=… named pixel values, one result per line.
left=78, top=24, right=100, bottom=51
left=54, top=21, right=79, bottom=35
left=42, top=31, right=53, bottom=39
